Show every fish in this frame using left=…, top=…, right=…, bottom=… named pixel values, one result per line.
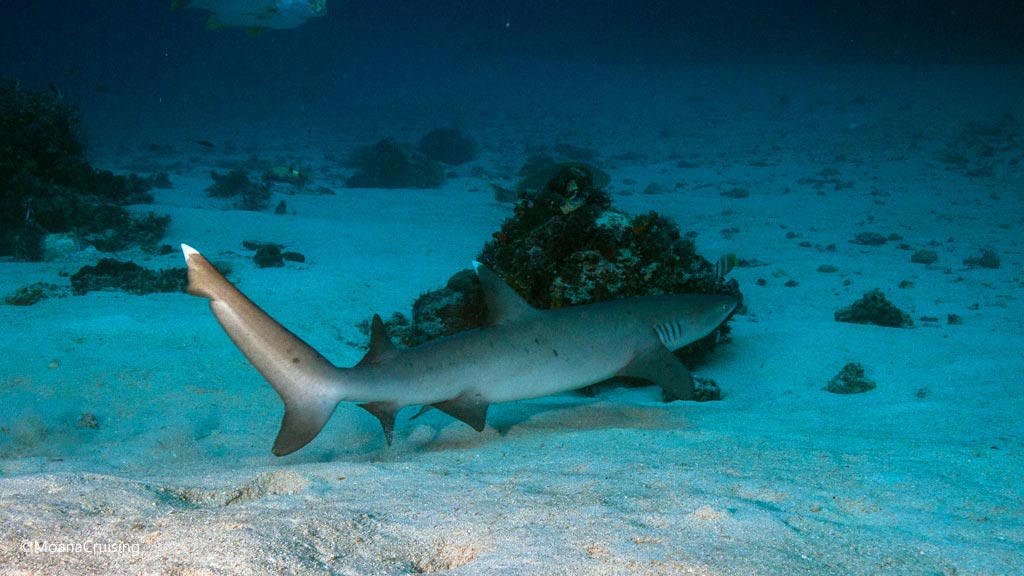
left=172, top=0, right=327, bottom=31
left=181, top=244, right=738, bottom=455
left=715, top=253, right=738, bottom=279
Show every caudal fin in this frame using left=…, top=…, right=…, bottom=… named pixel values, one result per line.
left=181, top=244, right=342, bottom=456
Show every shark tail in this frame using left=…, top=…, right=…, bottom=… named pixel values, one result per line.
left=181, top=244, right=344, bottom=456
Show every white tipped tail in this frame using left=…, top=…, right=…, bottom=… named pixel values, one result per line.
left=182, top=244, right=343, bottom=455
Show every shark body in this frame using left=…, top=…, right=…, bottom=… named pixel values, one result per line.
left=181, top=244, right=737, bottom=455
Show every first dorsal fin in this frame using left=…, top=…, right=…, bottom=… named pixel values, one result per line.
left=472, top=262, right=535, bottom=326
left=357, top=314, right=400, bottom=366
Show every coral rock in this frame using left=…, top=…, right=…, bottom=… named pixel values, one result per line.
left=834, top=289, right=912, bottom=328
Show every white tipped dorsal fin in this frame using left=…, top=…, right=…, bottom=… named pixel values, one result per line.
left=472, top=261, right=535, bottom=326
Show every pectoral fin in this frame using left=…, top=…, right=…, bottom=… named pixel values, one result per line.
left=616, top=347, right=695, bottom=401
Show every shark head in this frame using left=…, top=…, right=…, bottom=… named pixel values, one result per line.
left=651, top=294, right=738, bottom=351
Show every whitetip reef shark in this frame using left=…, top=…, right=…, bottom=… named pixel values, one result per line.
left=181, top=244, right=738, bottom=455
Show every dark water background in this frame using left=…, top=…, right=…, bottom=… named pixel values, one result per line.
left=1, top=1, right=1022, bottom=146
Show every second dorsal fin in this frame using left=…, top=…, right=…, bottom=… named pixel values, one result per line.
left=359, top=402, right=399, bottom=445
left=472, top=262, right=535, bottom=326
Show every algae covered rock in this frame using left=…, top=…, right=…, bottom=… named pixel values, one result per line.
left=515, top=160, right=611, bottom=198
left=386, top=269, right=486, bottom=345
left=480, top=164, right=735, bottom=309
left=76, top=413, right=100, bottom=430
left=834, top=289, right=912, bottom=328
left=207, top=170, right=272, bottom=211
left=693, top=376, right=723, bottom=402
left=491, top=160, right=611, bottom=204
left=825, top=362, right=877, bottom=394
left=241, top=240, right=305, bottom=268
left=418, top=127, right=477, bottom=165
left=253, top=244, right=285, bottom=268
left=384, top=163, right=742, bottom=369
left=3, top=282, right=68, bottom=306
left=69, top=259, right=187, bottom=295
left=910, top=249, right=938, bottom=264
left=963, top=248, right=1000, bottom=269
left=0, top=79, right=166, bottom=260
left=346, top=138, right=445, bottom=189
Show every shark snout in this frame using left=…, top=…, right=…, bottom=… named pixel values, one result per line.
left=684, top=294, right=738, bottom=343
left=706, top=294, right=739, bottom=324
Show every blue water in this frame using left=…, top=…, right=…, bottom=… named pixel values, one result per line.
left=3, top=1, right=1021, bottom=145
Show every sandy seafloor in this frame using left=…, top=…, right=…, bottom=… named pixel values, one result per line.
left=1, top=65, right=1022, bottom=575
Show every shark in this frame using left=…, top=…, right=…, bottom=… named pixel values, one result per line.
left=181, top=244, right=738, bottom=455
left=173, top=0, right=327, bottom=31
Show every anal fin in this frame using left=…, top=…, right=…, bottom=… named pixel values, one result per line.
left=359, top=402, right=399, bottom=445
left=616, top=346, right=695, bottom=401
left=433, top=393, right=489, bottom=432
